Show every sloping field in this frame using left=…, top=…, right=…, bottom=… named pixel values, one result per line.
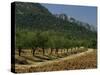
left=15, top=49, right=97, bottom=73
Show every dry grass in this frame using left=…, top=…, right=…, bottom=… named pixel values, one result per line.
left=14, top=49, right=97, bottom=73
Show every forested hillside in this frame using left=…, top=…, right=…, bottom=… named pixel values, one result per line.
left=15, top=2, right=97, bottom=56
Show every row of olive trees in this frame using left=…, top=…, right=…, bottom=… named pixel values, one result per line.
left=16, top=31, right=97, bottom=56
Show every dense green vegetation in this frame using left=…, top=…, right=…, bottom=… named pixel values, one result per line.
left=15, top=2, right=97, bottom=56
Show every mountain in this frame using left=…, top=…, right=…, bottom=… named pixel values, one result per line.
left=15, top=2, right=97, bottom=41
left=54, top=14, right=97, bottom=31
left=15, top=2, right=52, bottom=15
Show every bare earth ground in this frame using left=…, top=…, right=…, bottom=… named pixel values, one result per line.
left=14, top=49, right=97, bottom=73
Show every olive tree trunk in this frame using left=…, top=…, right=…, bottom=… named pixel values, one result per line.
left=50, top=48, right=53, bottom=55
left=18, top=48, right=22, bottom=56
left=32, top=48, right=36, bottom=56
left=42, top=48, right=45, bottom=55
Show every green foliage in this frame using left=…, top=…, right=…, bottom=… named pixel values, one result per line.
left=87, top=39, right=97, bottom=49
left=63, top=39, right=72, bottom=49
left=36, top=31, right=49, bottom=48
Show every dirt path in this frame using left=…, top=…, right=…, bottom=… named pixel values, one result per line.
left=15, top=49, right=94, bottom=69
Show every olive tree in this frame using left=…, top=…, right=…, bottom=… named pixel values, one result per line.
left=16, top=31, right=27, bottom=56
left=37, top=32, right=49, bottom=55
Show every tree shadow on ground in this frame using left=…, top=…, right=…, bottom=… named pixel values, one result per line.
left=34, top=55, right=52, bottom=60
left=44, top=55, right=59, bottom=60
left=21, top=55, right=44, bottom=62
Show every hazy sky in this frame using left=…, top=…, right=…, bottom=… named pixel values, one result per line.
left=42, top=3, right=97, bottom=26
